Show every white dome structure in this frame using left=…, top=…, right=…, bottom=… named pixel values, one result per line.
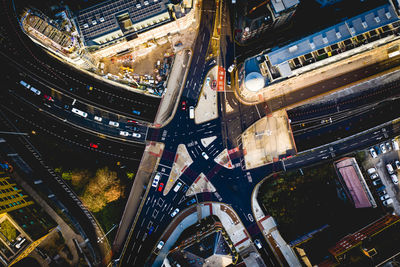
left=244, top=72, right=264, bottom=92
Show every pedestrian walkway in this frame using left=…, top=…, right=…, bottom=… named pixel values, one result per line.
left=252, top=182, right=301, bottom=266
left=194, top=66, right=219, bottom=124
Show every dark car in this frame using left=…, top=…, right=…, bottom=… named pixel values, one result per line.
left=148, top=226, right=155, bottom=235
left=186, top=198, right=196, bottom=206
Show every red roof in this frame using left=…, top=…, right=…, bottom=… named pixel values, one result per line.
left=335, top=158, right=371, bottom=208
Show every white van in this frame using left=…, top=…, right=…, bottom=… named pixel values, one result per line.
left=392, top=139, right=399, bottom=151
left=189, top=106, right=194, bottom=119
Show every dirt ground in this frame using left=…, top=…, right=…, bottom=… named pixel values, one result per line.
left=101, top=41, right=173, bottom=77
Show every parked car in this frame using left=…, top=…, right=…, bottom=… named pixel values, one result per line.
left=254, top=239, right=262, bottom=249
left=383, top=198, right=393, bottom=206
left=132, top=133, right=141, bottom=138
left=377, top=189, right=387, bottom=197
left=380, top=194, right=390, bottom=201
left=380, top=143, right=387, bottom=154
left=392, top=139, right=399, bottom=151
left=374, top=145, right=381, bottom=155
left=386, top=142, right=392, bottom=151
left=367, top=168, right=376, bottom=175
left=369, top=148, right=378, bottom=158
left=372, top=179, right=383, bottom=187
left=171, top=208, right=180, bottom=217
left=395, top=160, right=400, bottom=170
left=370, top=173, right=379, bottom=180
left=390, top=174, right=399, bottom=184
left=386, top=163, right=394, bottom=174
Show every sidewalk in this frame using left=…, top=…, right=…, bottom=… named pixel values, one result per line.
left=113, top=142, right=164, bottom=253
left=252, top=182, right=301, bottom=267
left=153, top=49, right=192, bottom=127
left=194, top=66, right=219, bottom=124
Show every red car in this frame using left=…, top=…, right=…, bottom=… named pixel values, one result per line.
left=89, top=143, right=98, bottom=148
left=127, top=120, right=137, bottom=124
left=181, top=101, right=187, bottom=110
left=44, top=94, right=54, bottom=102
left=158, top=183, right=164, bottom=192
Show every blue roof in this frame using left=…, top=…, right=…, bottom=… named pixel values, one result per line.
left=267, top=3, right=399, bottom=66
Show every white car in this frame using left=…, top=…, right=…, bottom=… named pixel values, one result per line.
left=156, top=240, right=164, bottom=250
left=132, top=133, right=141, bottom=138
left=369, top=148, right=377, bottom=158
left=392, top=139, right=399, bottom=151
left=227, top=64, right=235, bottom=73
left=206, top=77, right=211, bottom=86
left=173, top=182, right=183, bottom=192
left=202, top=152, right=209, bottom=160
left=367, top=168, right=376, bottom=175
left=109, top=121, right=119, bottom=127
left=383, top=198, right=393, bottom=206
left=386, top=163, right=394, bottom=174
left=119, top=131, right=130, bottom=136
left=94, top=116, right=103, bottom=122
left=395, top=160, right=400, bottom=170
left=390, top=174, right=399, bottom=184
left=171, top=208, right=180, bottom=217
left=370, top=173, right=379, bottom=180
left=380, top=194, right=390, bottom=201
left=254, top=239, right=262, bottom=249
left=152, top=173, right=161, bottom=187
left=380, top=143, right=387, bottom=154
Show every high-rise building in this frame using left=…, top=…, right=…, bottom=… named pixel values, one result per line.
left=236, top=0, right=300, bottom=43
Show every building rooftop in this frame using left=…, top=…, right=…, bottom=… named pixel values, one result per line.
left=76, top=0, right=170, bottom=44
left=267, top=3, right=398, bottom=66
left=270, top=0, right=300, bottom=14
left=334, top=158, right=374, bottom=209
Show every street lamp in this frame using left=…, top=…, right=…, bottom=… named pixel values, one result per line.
left=97, top=224, right=117, bottom=243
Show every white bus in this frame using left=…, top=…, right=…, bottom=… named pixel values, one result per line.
left=71, top=108, right=88, bottom=118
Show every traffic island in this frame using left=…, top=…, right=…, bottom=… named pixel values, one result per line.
left=241, top=110, right=296, bottom=169
left=163, top=144, right=193, bottom=196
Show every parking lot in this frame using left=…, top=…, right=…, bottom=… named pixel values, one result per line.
left=362, top=137, right=400, bottom=214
